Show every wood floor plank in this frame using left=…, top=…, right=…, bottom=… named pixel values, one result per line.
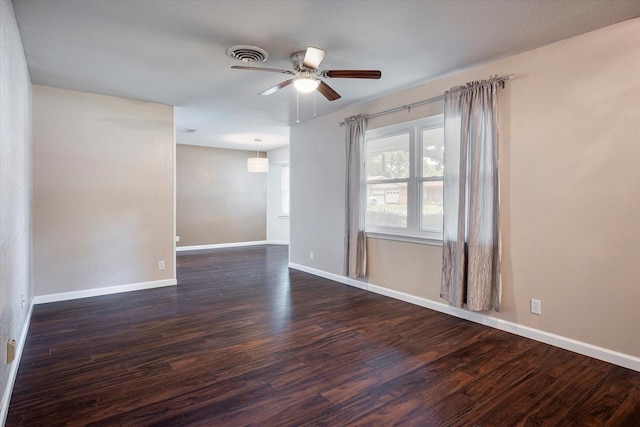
left=453, top=370, right=559, bottom=425
left=605, top=387, right=640, bottom=426
left=7, top=245, right=640, bottom=426
left=505, top=363, right=607, bottom=426
left=555, top=366, right=640, bottom=426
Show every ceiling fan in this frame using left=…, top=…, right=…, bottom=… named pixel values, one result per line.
left=231, top=47, right=381, bottom=101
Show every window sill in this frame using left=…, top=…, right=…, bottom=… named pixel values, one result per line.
left=365, top=232, right=443, bottom=247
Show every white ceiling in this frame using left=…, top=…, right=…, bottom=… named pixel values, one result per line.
left=12, top=0, right=640, bottom=151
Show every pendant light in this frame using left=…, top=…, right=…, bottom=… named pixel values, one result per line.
left=247, top=138, right=268, bottom=172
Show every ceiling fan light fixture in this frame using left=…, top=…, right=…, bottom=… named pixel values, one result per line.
left=293, top=77, right=319, bottom=93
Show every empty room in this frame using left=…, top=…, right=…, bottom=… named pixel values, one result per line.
left=1, top=0, right=639, bottom=425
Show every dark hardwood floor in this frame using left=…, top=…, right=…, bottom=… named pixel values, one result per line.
left=7, top=245, right=640, bottom=426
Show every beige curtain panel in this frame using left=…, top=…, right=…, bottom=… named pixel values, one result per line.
left=344, top=115, right=367, bottom=278
left=441, top=76, right=506, bottom=312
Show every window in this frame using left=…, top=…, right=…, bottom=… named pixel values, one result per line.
left=365, top=115, right=444, bottom=242
left=280, top=164, right=290, bottom=217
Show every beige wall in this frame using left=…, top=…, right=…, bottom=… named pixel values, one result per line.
left=291, top=18, right=640, bottom=358
left=176, top=144, right=266, bottom=247
left=1, top=0, right=32, bottom=417
left=32, top=85, right=174, bottom=296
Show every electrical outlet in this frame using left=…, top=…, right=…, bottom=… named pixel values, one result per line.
left=175, top=236, right=180, bottom=242
left=158, top=260, right=165, bottom=270
left=531, top=299, right=542, bottom=315
left=7, top=339, right=16, bottom=364
left=309, top=251, right=314, bottom=260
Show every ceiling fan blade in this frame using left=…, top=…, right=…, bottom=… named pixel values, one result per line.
left=259, top=79, right=294, bottom=96
left=324, top=70, right=382, bottom=79
left=231, top=65, right=294, bottom=75
left=317, top=81, right=341, bottom=101
left=302, top=47, right=326, bottom=70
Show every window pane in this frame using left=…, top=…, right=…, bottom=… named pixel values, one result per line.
left=366, top=183, right=407, bottom=228
left=420, top=180, right=443, bottom=231
left=280, top=165, right=290, bottom=216
left=422, top=127, right=444, bottom=178
left=366, top=133, right=410, bottom=180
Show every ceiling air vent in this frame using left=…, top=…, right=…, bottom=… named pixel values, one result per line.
left=226, top=45, right=269, bottom=63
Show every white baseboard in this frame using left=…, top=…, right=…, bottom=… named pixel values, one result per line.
left=266, top=240, right=289, bottom=246
left=32, top=279, right=177, bottom=305
left=176, top=240, right=268, bottom=252
left=288, top=262, right=640, bottom=372
left=1, top=302, right=33, bottom=426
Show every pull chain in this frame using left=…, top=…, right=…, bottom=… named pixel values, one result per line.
left=296, top=90, right=300, bottom=123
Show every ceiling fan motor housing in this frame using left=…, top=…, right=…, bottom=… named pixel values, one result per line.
left=290, top=50, right=311, bottom=71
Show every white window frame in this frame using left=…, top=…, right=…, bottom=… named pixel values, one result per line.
left=364, top=114, right=444, bottom=245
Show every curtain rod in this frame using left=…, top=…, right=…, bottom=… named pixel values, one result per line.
left=339, top=74, right=515, bottom=126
